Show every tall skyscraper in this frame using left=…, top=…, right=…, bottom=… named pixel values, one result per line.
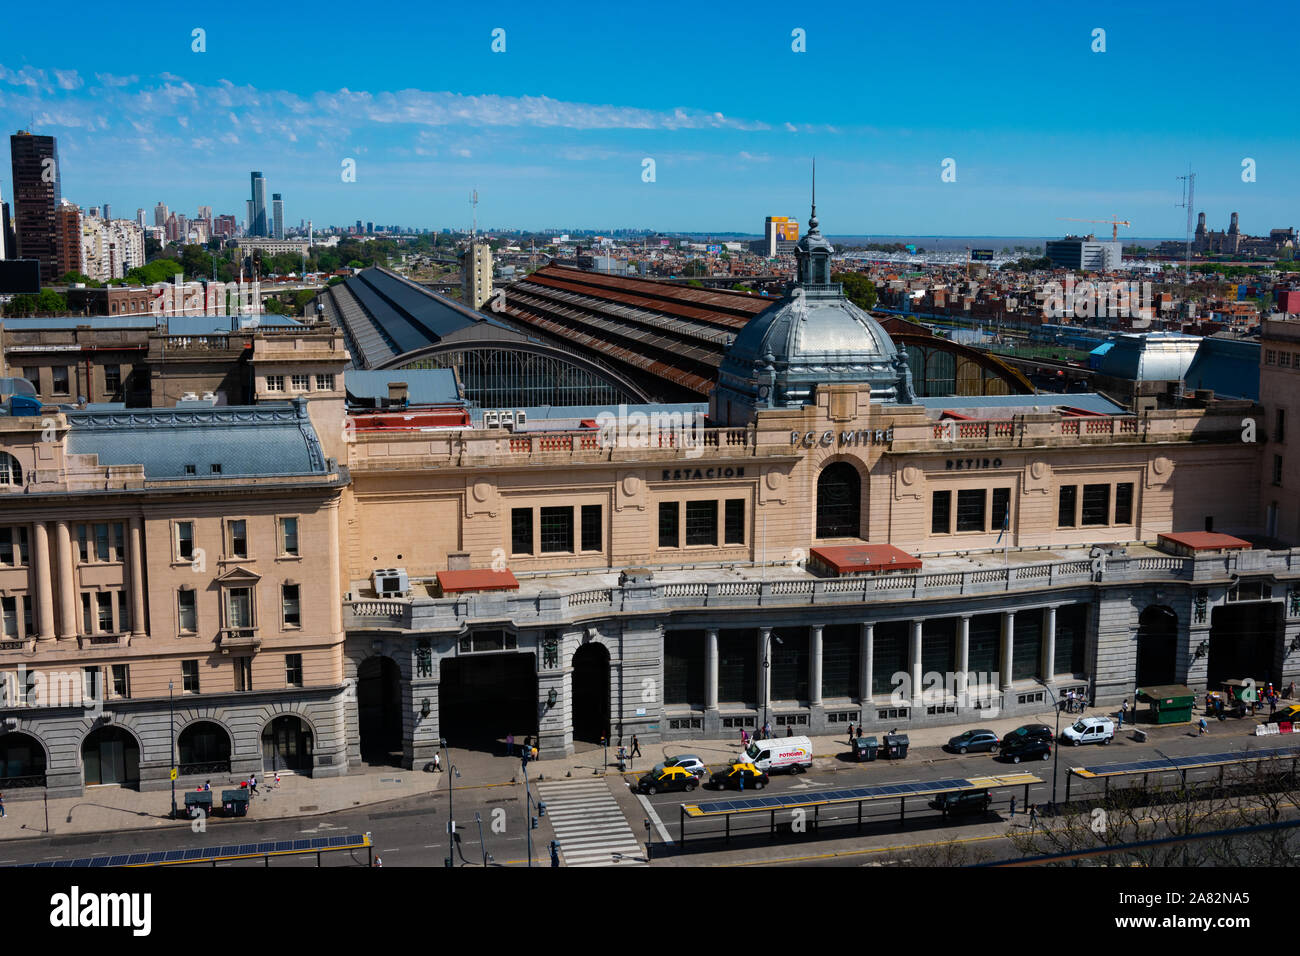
left=10, top=130, right=62, bottom=284
left=102, top=203, right=111, bottom=221
left=154, top=201, right=168, bottom=227
left=249, top=171, right=268, bottom=237
left=197, top=205, right=212, bottom=220
left=56, top=200, right=82, bottom=278
left=0, top=180, right=6, bottom=260
left=136, top=207, right=146, bottom=230
left=272, top=193, right=284, bottom=239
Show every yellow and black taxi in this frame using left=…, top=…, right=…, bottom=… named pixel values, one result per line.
left=634, top=764, right=700, bottom=795
left=709, top=762, right=769, bottom=791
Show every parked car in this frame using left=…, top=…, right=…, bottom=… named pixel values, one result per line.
left=1061, top=716, right=1115, bottom=746
left=999, top=724, right=1055, bottom=752
left=1274, top=704, right=1300, bottom=724
left=999, top=737, right=1052, bottom=763
left=634, top=765, right=699, bottom=795
left=928, top=788, right=992, bottom=816
left=947, top=729, right=1000, bottom=754
left=662, top=755, right=707, bottom=778
left=710, top=762, right=770, bottom=791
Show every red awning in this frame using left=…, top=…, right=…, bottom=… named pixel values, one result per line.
left=809, top=544, right=923, bottom=576
left=436, top=569, right=520, bottom=594
left=1158, top=532, right=1252, bottom=554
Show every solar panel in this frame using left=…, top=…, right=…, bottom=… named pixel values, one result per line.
left=51, top=860, right=70, bottom=867
left=219, top=845, right=242, bottom=856
left=36, top=862, right=55, bottom=868
left=89, top=858, right=111, bottom=867
left=71, top=858, right=92, bottom=867
left=107, top=855, right=130, bottom=866
left=274, top=841, right=293, bottom=852
left=256, top=841, right=277, bottom=854
left=183, top=848, right=205, bottom=860
left=292, top=839, right=311, bottom=851
left=202, top=847, right=221, bottom=859
left=237, top=844, right=258, bottom=855
left=163, top=850, right=185, bottom=862
left=326, top=835, right=349, bottom=848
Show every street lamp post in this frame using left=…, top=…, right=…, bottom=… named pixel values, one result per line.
left=1036, top=679, right=1062, bottom=810
left=168, top=680, right=177, bottom=820
left=521, top=751, right=534, bottom=868
left=762, top=633, right=783, bottom=737
left=440, top=738, right=460, bottom=867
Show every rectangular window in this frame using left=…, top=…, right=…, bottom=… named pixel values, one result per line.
left=1, top=597, right=16, bottom=638
left=1282, top=352, right=1293, bottom=369
left=22, top=596, right=32, bottom=636
left=1277, top=409, right=1287, bottom=445
left=1266, top=350, right=1277, bottom=365
left=177, top=522, right=194, bottom=561
left=52, top=366, right=69, bottom=394
left=990, top=487, right=1010, bottom=533
left=658, top=501, right=679, bottom=548
left=181, top=659, right=200, bottom=693
left=234, top=657, right=252, bottom=692
left=316, top=374, right=335, bottom=391
left=724, top=499, right=745, bottom=545
left=1058, top=484, right=1077, bottom=527
left=580, top=505, right=602, bottom=552
left=291, top=374, right=310, bottom=391
left=280, top=517, right=299, bottom=556
left=1115, top=483, right=1134, bottom=525
left=266, top=375, right=284, bottom=392
left=210, top=463, right=222, bottom=475
left=227, top=587, right=253, bottom=628
left=285, top=653, right=303, bottom=687
left=1082, top=483, right=1110, bottom=525
left=16, top=527, right=27, bottom=566
left=931, top=490, right=951, bottom=535
left=282, top=584, right=301, bottom=627
left=94, top=523, right=110, bottom=562
left=111, top=522, right=124, bottom=561
left=510, top=508, right=533, bottom=555
left=0, top=528, right=20, bottom=566
left=76, top=525, right=87, bottom=562
left=104, top=365, right=121, bottom=394
left=539, top=507, right=573, bottom=553
left=955, top=488, right=986, bottom=533
left=1274, top=455, right=1284, bottom=486
left=111, top=664, right=129, bottom=698
left=83, top=666, right=101, bottom=702
left=685, top=500, right=717, bottom=546
left=117, top=591, right=130, bottom=632
left=82, top=593, right=92, bottom=634
left=229, top=519, right=247, bottom=559
left=178, top=590, right=197, bottom=633
left=96, top=592, right=113, bottom=632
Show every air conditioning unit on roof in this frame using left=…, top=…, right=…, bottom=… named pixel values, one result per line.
left=371, top=568, right=411, bottom=599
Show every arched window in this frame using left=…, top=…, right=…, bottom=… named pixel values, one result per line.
left=816, top=462, right=861, bottom=538
left=0, top=452, right=22, bottom=487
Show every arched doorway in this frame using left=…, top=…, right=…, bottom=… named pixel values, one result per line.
left=440, top=653, right=537, bottom=748
left=572, top=642, right=611, bottom=744
left=357, top=656, right=403, bottom=766
left=0, top=732, right=47, bottom=787
left=262, top=715, right=314, bottom=774
left=816, top=462, right=861, bottom=538
left=82, top=726, right=140, bottom=787
left=1135, top=606, right=1179, bottom=687
left=178, top=721, right=231, bottom=775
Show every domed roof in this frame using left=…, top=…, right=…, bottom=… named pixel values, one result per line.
left=716, top=169, right=913, bottom=408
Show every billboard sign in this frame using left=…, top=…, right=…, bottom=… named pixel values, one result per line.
left=0, top=260, right=41, bottom=295
left=971, top=249, right=994, bottom=261
left=706, top=244, right=721, bottom=253
left=776, top=221, right=799, bottom=241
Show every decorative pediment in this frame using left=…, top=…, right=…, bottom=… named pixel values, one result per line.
left=216, top=566, right=262, bottom=585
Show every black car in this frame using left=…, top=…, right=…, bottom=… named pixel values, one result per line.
left=999, top=724, right=1054, bottom=752
left=634, top=765, right=699, bottom=795
left=998, top=737, right=1052, bottom=763
left=709, top=762, right=769, bottom=791
left=928, top=788, right=992, bottom=816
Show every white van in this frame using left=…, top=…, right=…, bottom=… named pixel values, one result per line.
left=1061, top=716, right=1115, bottom=746
left=738, top=736, right=814, bottom=774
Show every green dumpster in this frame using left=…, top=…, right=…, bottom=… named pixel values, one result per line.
left=184, top=791, right=213, bottom=818
left=221, top=789, right=250, bottom=817
left=1137, top=684, right=1196, bottom=724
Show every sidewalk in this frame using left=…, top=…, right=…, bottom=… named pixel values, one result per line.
left=0, top=704, right=1266, bottom=842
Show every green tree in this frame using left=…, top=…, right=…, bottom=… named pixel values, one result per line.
left=127, top=258, right=186, bottom=286
left=4, top=288, right=68, bottom=316
left=833, top=271, right=878, bottom=310
left=58, top=271, right=101, bottom=287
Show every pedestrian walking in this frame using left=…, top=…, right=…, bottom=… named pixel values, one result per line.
left=847, top=723, right=856, bottom=742
left=786, top=726, right=793, bottom=737
left=741, top=728, right=749, bottom=748
left=1198, top=717, right=1208, bottom=735
left=530, top=745, right=538, bottom=762
left=248, top=772, right=259, bottom=795
left=763, top=722, right=771, bottom=740
left=1288, top=681, right=1296, bottom=700
left=1120, top=699, right=1128, bottom=728
left=203, top=780, right=211, bottom=791
left=507, top=733, right=515, bottom=756
left=432, top=752, right=441, bottom=771
left=1029, top=804, right=1038, bottom=828
left=0, top=791, right=5, bottom=819
left=1270, top=698, right=1277, bottom=718
left=1009, top=796, right=1016, bottom=817
left=631, top=735, right=641, bottom=758
left=373, top=856, right=383, bottom=867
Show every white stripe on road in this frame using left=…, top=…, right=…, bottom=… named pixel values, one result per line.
left=636, top=793, right=674, bottom=844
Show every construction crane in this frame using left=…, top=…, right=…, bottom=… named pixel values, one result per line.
left=1058, top=217, right=1132, bottom=241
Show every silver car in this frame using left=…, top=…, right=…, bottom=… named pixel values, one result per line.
left=662, top=754, right=707, bottom=778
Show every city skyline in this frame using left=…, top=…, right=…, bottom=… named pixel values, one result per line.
left=0, top=1, right=1295, bottom=236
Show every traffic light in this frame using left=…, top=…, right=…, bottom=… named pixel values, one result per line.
left=531, top=815, right=538, bottom=830
left=537, top=801, right=547, bottom=818
left=549, top=840, right=560, bottom=867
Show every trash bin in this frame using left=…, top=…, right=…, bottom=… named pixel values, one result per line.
left=184, top=791, right=213, bottom=818
left=883, top=733, right=909, bottom=759
left=221, top=789, right=250, bottom=818
left=852, top=736, right=879, bottom=761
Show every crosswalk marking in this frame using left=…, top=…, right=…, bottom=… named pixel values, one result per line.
left=538, top=778, right=646, bottom=867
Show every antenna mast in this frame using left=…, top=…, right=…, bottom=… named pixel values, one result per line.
left=1176, top=169, right=1195, bottom=285
left=470, top=190, right=478, bottom=241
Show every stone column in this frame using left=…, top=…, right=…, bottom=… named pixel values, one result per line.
left=809, top=625, right=823, bottom=707
left=860, top=623, right=874, bottom=704
left=705, top=628, right=719, bottom=713
left=128, top=517, right=146, bottom=637
left=957, top=615, right=972, bottom=706
left=55, top=521, right=77, bottom=640
left=910, top=619, right=923, bottom=707
left=1043, top=605, right=1057, bottom=682
left=328, top=501, right=343, bottom=636
left=31, top=522, right=55, bottom=641
left=1001, top=611, right=1015, bottom=691
left=757, top=628, right=771, bottom=716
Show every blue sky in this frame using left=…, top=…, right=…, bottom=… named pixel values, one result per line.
left=1, top=0, right=1296, bottom=236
